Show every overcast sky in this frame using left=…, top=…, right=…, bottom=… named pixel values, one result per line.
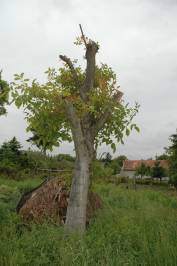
left=0, top=0, right=177, bottom=159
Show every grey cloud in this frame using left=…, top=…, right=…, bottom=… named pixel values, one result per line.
left=51, top=0, right=73, bottom=11
left=0, top=0, right=177, bottom=159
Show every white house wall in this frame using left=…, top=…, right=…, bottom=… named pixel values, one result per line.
left=120, top=170, right=169, bottom=180
left=120, top=170, right=135, bottom=178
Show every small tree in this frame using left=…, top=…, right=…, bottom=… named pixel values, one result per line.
left=0, top=137, right=30, bottom=175
left=135, top=163, right=148, bottom=179
left=11, top=26, right=139, bottom=233
left=151, top=161, right=166, bottom=182
left=109, top=155, right=127, bottom=174
left=0, top=137, right=22, bottom=164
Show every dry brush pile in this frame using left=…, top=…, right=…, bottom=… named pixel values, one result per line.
left=16, top=177, right=102, bottom=225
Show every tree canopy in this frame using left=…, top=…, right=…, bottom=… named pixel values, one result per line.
left=0, top=70, right=10, bottom=115
left=135, top=163, right=150, bottom=178
left=151, top=162, right=166, bottom=181
left=0, top=137, right=30, bottom=175
left=166, top=130, right=177, bottom=186
left=11, top=47, right=139, bottom=154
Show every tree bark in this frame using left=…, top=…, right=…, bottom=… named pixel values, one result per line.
left=63, top=98, right=95, bottom=233
left=64, top=118, right=94, bottom=233
left=65, top=153, right=91, bottom=232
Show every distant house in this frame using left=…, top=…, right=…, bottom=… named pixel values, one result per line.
left=120, top=160, right=169, bottom=179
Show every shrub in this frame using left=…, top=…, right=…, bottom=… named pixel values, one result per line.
left=92, top=161, right=113, bottom=180
left=136, top=178, right=152, bottom=185
left=107, top=175, right=129, bottom=185
left=0, top=161, right=18, bottom=177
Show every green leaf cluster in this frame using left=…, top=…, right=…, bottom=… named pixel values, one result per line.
left=135, top=163, right=151, bottom=178
left=96, top=102, right=140, bottom=152
left=11, top=51, right=139, bottom=152
left=0, top=78, right=10, bottom=115
left=166, top=130, right=177, bottom=186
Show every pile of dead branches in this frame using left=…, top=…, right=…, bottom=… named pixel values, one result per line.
left=16, top=177, right=102, bottom=225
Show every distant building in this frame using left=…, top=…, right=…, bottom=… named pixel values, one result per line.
left=120, top=160, right=169, bottom=179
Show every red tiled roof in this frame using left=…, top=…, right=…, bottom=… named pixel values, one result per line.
left=122, top=160, right=169, bottom=171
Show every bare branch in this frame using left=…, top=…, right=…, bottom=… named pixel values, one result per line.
left=59, top=55, right=80, bottom=88
left=79, top=24, right=87, bottom=47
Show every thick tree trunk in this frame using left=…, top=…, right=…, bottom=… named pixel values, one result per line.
left=65, top=154, right=91, bottom=233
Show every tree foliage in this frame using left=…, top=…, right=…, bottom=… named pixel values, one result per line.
left=26, top=128, right=55, bottom=154
left=0, top=137, right=22, bottom=164
left=151, top=162, right=166, bottom=181
left=156, top=154, right=169, bottom=160
left=166, top=130, right=177, bottom=186
left=135, top=163, right=150, bottom=178
left=108, top=155, right=127, bottom=174
left=100, top=152, right=112, bottom=166
left=0, top=70, right=10, bottom=115
left=0, top=137, right=75, bottom=179
left=0, top=137, right=30, bottom=176
left=135, top=161, right=166, bottom=181
left=11, top=47, right=139, bottom=154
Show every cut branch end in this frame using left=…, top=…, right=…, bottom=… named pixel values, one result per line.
left=79, top=24, right=87, bottom=47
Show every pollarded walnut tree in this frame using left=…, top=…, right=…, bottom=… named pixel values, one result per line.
left=12, top=26, right=139, bottom=233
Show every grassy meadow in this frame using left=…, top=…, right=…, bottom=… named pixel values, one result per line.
left=1, top=177, right=177, bottom=266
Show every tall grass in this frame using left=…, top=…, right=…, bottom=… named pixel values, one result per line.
left=0, top=179, right=177, bottom=265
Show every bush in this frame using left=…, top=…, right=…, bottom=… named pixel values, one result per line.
left=57, top=154, right=75, bottom=162
left=107, top=175, right=129, bottom=185
left=92, top=161, right=113, bottom=180
left=0, top=185, right=20, bottom=210
left=0, top=161, right=18, bottom=177
left=136, top=178, right=152, bottom=185
left=106, top=155, right=127, bottom=175
left=169, top=172, right=177, bottom=188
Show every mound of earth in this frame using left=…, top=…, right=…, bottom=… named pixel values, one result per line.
left=16, top=177, right=102, bottom=225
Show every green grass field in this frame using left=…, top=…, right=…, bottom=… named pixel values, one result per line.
left=1, top=177, right=177, bottom=266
